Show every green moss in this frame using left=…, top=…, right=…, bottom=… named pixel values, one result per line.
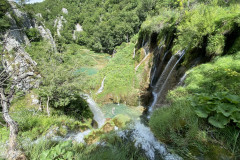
left=112, top=114, right=131, bottom=128
left=0, top=127, right=9, bottom=143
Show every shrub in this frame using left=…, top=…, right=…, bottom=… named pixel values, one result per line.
left=26, top=28, right=41, bottom=42
left=190, top=93, right=240, bottom=128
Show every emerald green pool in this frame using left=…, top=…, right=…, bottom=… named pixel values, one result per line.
left=75, top=67, right=98, bottom=76
left=101, top=103, right=143, bottom=119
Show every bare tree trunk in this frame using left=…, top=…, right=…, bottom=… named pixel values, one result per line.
left=46, top=96, right=50, bottom=117
left=0, top=90, right=25, bottom=160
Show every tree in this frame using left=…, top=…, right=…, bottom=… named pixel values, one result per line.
left=0, top=44, right=34, bottom=159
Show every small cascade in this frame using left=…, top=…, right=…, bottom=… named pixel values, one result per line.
left=96, top=77, right=106, bottom=94
left=150, top=67, right=156, bottom=87
left=72, top=130, right=91, bottom=143
left=135, top=53, right=151, bottom=71
left=177, top=73, right=187, bottom=86
left=149, top=50, right=185, bottom=112
left=150, top=46, right=164, bottom=87
left=118, top=121, right=182, bottom=160
left=151, top=50, right=170, bottom=87
left=142, top=39, right=145, bottom=48
left=133, top=48, right=136, bottom=58
left=148, top=92, right=157, bottom=113
left=83, top=94, right=105, bottom=128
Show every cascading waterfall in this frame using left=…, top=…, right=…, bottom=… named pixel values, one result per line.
left=150, top=67, right=157, bottom=87
left=149, top=50, right=185, bottom=113
left=84, top=94, right=105, bottom=128
left=177, top=73, right=187, bottom=86
left=133, top=48, right=136, bottom=58
left=67, top=94, right=106, bottom=143
left=118, top=121, right=182, bottom=160
left=150, top=45, right=164, bottom=87
left=151, top=50, right=170, bottom=87
left=96, top=77, right=106, bottom=94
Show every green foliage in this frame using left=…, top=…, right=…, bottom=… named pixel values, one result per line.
left=190, top=93, right=240, bottom=128
left=0, top=0, right=10, bottom=31
left=39, top=141, right=74, bottom=160
left=186, top=53, right=240, bottom=94
left=150, top=98, right=198, bottom=145
left=174, top=4, right=240, bottom=55
left=30, top=0, right=152, bottom=53
left=11, top=92, right=92, bottom=140
left=24, top=132, right=148, bottom=160
left=92, top=42, right=139, bottom=104
left=150, top=51, right=240, bottom=158
left=26, top=42, right=97, bottom=119
left=26, top=28, right=41, bottom=42
left=63, top=95, right=93, bottom=120
left=0, top=127, right=9, bottom=143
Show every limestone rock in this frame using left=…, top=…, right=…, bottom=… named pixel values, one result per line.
left=54, top=16, right=67, bottom=37
left=62, top=8, right=68, bottom=14
left=35, top=24, right=57, bottom=51
left=2, top=2, right=39, bottom=91
left=73, top=23, right=83, bottom=40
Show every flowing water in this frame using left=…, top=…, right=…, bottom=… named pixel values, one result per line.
left=96, top=77, right=106, bottom=94
left=83, top=94, right=105, bottom=128
left=177, top=73, right=187, bottom=86
left=151, top=50, right=170, bottom=87
left=150, top=46, right=162, bottom=87
left=118, top=121, right=182, bottom=160
left=149, top=50, right=185, bottom=113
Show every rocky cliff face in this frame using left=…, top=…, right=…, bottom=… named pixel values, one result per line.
left=1, top=1, right=39, bottom=90
left=35, top=20, right=57, bottom=51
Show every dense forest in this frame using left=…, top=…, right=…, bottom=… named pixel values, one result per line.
left=0, top=0, right=240, bottom=159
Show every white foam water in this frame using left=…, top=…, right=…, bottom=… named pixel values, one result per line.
left=72, top=130, right=91, bottom=143
left=96, top=77, right=106, bottom=94
left=118, top=121, right=182, bottom=160
left=83, top=94, right=105, bottom=128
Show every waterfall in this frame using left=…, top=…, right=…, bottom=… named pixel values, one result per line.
left=83, top=94, right=105, bottom=128
left=150, top=67, right=156, bottom=87
left=118, top=121, right=182, bottom=160
left=135, top=53, right=151, bottom=71
left=150, top=46, right=164, bottom=87
left=133, top=48, right=136, bottom=58
left=70, top=129, right=91, bottom=143
left=151, top=50, right=170, bottom=87
left=149, top=50, right=185, bottom=113
left=142, top=39, right=145, bottom=48
left=147, top=92, right=158, bottom=119
left=177, top=73, right=187, bottom=86
left=96, top=77, right=106, bottom=94
left=144, top=48, right=147, bottom=56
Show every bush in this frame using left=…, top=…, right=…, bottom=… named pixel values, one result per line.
left=26, top=28, right=41, bottom=42
left=150, top=99, right=198, bottom=145
left=0, top=0, right=10, bottom=31
left=190, top=93, right=240, bottom=129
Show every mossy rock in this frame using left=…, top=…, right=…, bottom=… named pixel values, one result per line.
left=84, top=129, right=104, bottom=145
left=84, top=115, right=130, bottom=144
left=112, top=114, right=131, bottom=128
left=102, top=121, right=115, bottom=133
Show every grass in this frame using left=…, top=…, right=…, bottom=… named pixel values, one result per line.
left=91, top=42, right=140, bottom=105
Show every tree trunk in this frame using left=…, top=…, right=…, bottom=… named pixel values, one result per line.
left=1, top=99, right=22, bottom=159
left=46, top=96, right=50, bottom=117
